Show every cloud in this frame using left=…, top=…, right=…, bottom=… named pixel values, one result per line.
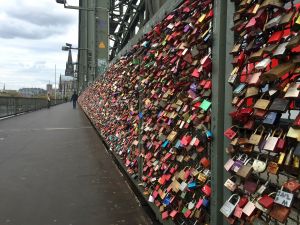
left=0, top=20, right=66, bottom=39
left=0, top=0, right=79, bottom=90
left=0, top=0, right=77, bottom=40
left=9, top=10, right=74, bottom=27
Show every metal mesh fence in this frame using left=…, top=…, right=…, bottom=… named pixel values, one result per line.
left=0, top=97, right=64, bottom=118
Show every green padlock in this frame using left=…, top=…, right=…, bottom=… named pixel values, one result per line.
left=200, top=100, right=211, bottom=111
left=132, top=58, right=140, bottom=65
left=181, top=206, right=188, bottom=214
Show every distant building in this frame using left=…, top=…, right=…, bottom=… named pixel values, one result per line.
left=46, top=84, right=53, bottom=94
left=0, top=90, right=20, bottom=97
left=59, top=75, right=75, bottom=99
left=18, top=88, right=46, bottom=97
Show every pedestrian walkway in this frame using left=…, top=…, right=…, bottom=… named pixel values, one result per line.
left=0, top=104, right=153, bottom=225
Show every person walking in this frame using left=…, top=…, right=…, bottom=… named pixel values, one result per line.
left=47, top=93, right=51, bottom=109
left=70, top=91, right=78, bottom=109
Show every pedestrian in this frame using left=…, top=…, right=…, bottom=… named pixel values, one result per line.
left=47, top=93, right=51, bottom=109
left=70, top=91, right=78, bottom=109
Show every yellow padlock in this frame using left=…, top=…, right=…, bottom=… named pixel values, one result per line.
left=293, top=156, right=300, bottom=168
left=278, top=152, right=286, bottom=165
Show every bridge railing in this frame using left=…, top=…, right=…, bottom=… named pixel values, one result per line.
left=0, top=97, right=64, bottom=118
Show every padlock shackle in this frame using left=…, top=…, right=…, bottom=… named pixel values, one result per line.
left=254, top=124, right=265, bottom=135
left=228, top=194, right=241, bottom=205
left=244, top=158, right=253, bottom=165
left=268, top=192, right=277, bottom=197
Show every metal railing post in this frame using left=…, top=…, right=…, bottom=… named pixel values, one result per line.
left=210, top=1, right=229, bottom=224
left=138, top=71, right=143, bottom=181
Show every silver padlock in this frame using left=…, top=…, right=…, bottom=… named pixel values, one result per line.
left=274, top=188, right=294, bottom=208
left=220, top=194, right=240, bottom=218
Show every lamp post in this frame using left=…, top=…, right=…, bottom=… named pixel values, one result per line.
left=56, top=0, right=110, bottom=84
left=56, top=0, right=108, bottom=11
left=61, top=43, right=91, bottom=92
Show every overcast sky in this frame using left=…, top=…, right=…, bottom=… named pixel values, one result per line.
left=0, top=0, right=79, bottom=90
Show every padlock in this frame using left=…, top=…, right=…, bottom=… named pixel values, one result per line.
left=148, top=194, right=154, bottom=203
left=231, top=154, right=248, bottom=173
left=200, top=157, right=210, bottom=168
left=293, top=156, right=300, bottom=168
left=224, top=155, right=236, bottom=171
left=180, top=191, right=187, bottom=199
left=188, top=181, right=197, bottom=190
left=194, top=208, right=202, bottom=219
left=283, top=179, right=300, bottom=192
left=238, top=196, right=248, bottom=208
left=233, top=205, right=243, bottom=219
left=242, top=199, right=256, bottom=216
left=197, top=169, right=208, bottom=183
left=224, top=126, right=239, bottom=140
left=252, top=155, right=267, bottom=173
left=220, top=194, right=240, bottom=218
left=258, top=192, right=277, bottom=209
left=205, top=130, right=213, bottom=141
left=169, top=208, right=178, bottom=218
left=196, top=198, right=203, bottom=209
left=162, top=194, right=171, bottom=206
left=284, top=147, right=294, bottom=166
left=274, top=187, right=294, bottom=208
left=236, top=158, right=253, bottom=179
left=203, top=196, right=210, bottom=208
left=244, top=179, right=259, bottom=194
left=248, top=125, right=265, bottom=145
left=179, top=181, right=188, bottom=192
left=277, top=152, right=286, bottom=165
left=188, top=200, right=196, bottom=210
left=224, top=176, right=238, bottom=192
left=202, top=180, right=211, bottom=197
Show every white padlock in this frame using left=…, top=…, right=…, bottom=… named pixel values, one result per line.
left=220, top=194, right=240, bottom=218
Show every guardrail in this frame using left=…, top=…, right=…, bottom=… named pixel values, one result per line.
left=0, top=96, right=64, bottom=118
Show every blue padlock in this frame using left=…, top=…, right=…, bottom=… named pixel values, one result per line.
left=163, top=195, right=171, bottom=206
left=162, top=140, right=169, bottom=148
left=203, top=197, right=210, bottom=208
left=188, top=181, right=197, bottom=190
left=206, top=130, right=213, bottom=141
left=175, top=140, right=181, bottom=148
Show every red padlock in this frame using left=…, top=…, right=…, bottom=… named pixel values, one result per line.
left=224, top=126, right=238, bottom=140
left=200, top=157, right=210, bottom=168
left=201, top=180, right=211, bottom=197
left=238, top=196, right=248, bottom=208
left=258, top=192, right=276, bottom=209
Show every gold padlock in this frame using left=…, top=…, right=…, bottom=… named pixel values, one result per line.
left=278, top=152, right=286, bottom=165
left=293, top=156, right=300, bottom=168
left=197, top=172, right=207, bottom=183
left=284, top=147, right=294, bottom=166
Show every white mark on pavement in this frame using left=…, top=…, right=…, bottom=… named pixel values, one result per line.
left=42, top=127, right=92, bottom=131
left=0, top=127, right=93, bottom=133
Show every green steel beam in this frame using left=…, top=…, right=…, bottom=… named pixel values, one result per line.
left=222, top=2, right=235, bottom=224
left=95, top=0, right=109, bottom=77
left=110, top=0, right=183, bottom=64
left=211, top=0, right=228, bottom=224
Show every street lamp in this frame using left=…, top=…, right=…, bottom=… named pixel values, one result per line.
left=62, top=43, right=89, bottom=51
left=57, top=0, right=109, bottom=91
left=56, top=0, right=109, bottom=12
left=62, top=43, right=92, bottom=91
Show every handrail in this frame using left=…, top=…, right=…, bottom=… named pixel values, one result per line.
left=0, top=96, right=65, bottom=118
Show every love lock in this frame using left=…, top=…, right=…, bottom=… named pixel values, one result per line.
left=220, top=194, right=240, bottom=218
